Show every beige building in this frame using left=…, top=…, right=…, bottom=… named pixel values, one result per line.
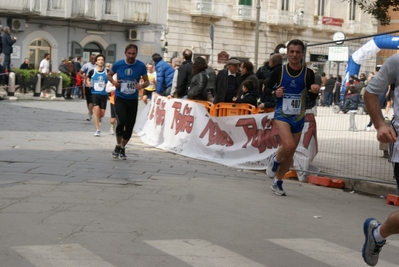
left=165, top=0, right=377, bottom=70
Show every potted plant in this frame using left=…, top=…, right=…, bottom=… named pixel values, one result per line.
left=41, top=71, right=62, bottom=87
left=12, top=68, right=40, bottom=92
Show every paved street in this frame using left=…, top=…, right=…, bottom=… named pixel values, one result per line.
left=0, top=98, right=398, bottom=266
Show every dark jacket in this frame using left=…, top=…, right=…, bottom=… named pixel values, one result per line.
left=205, top=66, right=216, bottom=93
left=256, top=63, right=271, bottom=87
left=175, top=60, right=193, bottom=98
left=238, top=71, right=260, bottom=95
left=259, top=63, right=282, bottom=108
left=2, top=32, right=16, bottom=55
left=59, top=63, right=69, bottom=75
left=187, top=71, right=208, bottom=100
left=214, top=68, right=242, bottom=104
left=154, top=59, right=175, bottom=95
left=324, top=77, right=336, bottom=93
left=344, top=93, right=361, bottom=111
left=20, top=63, right=29, bottom=70
left=234, top=87, right=259, bottom=106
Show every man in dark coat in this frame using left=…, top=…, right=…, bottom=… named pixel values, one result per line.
left=213, top=58, right=242, bottom=104
left=175, top=49, right=193, bottom=98
left=2, top=26, right=16, bottom=72
left=324, top=74, right=336, bottom=107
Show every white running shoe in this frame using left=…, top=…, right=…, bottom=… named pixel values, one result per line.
left=94, top=130, right=100, bottom=137
left=110, top=125, right=115, bottom=135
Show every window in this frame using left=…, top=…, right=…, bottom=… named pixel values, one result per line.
left=281, top=0, right=289, bottom=11
left=349, top=0, right=355, bottom=20
left=239, top=0, right=252, bottom=5
left=317, top=0, right=325, bottom=16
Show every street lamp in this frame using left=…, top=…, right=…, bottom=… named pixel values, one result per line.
left=254, top=0, right=261, bottom=70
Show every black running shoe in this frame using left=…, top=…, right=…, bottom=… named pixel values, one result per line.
left=119, top=148, right=126, bottom=160
left=112, top=145, right=121, bottom=158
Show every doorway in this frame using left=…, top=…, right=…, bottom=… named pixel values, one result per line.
left=28, top=39, right=51, bottom=69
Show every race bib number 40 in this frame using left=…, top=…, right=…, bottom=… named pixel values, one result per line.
left=282, top=93, right=301, bottom=115
left=121, top=81, right=137, bottom=94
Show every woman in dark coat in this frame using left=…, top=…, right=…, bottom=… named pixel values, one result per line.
left=187, top=57, right=208, bottom=100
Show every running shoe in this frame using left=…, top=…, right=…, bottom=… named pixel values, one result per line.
left=94, top=130, right=100, bottom=137
left=86, top=114, right=92, bottom=121
left=271, top=180, right=286, bottom=196
left=112, top=145, right=121, bottom=158
left=119, top=148, right=126, bottom=160
left=110, top=125, right=115, bottom=135
left=362, top=218, right=385, bottom=266
left=266, top=155, right=280, bottom=179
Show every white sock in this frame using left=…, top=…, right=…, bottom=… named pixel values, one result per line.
left=373, top=225, right=386, bottom=244
left=273, top=178, right=278, bottom=184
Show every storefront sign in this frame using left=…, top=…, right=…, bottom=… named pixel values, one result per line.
left=322, top=17, right=344, bottom=27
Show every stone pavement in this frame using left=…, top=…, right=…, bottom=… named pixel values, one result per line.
left=0, top=92, right=396, bottom=198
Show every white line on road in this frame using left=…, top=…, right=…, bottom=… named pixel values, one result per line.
left=269, top=238, right=399, bottom=267
left=13, top=244, right=116, bottom=267
left=145, top=239, right=267, bottom=267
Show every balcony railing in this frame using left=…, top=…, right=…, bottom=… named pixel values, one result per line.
left=47, top=0, right=64, bottom=11
left=232, top=5, right=255, bottom=21
left=71, top=0, right=95, bottom=18
left=190, top=0, right=227, bottom=18
left=0, top=0, right=40, bottom=13
left=123, top=1, right=150, bottom=22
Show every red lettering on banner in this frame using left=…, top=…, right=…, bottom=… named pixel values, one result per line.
left=302, top=114, right=317, bottom=150
left=235, top=116, right=280, bottom=153
left=171, top=102, right=194, bottom=134
left=199, top=119, right=234, bottom=146
left=149, top=98, right=166, bottom=126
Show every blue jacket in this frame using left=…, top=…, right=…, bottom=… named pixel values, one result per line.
left=2, top=32, right=16, bottom=55
left=154, top=59, right=175, bottom=94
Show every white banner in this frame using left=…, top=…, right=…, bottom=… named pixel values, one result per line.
left=134, top=96, right=318, bottom=182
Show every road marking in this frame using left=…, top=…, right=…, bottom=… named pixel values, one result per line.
left=13, top=244, right=115, bottom=267
left=269, top=238, right=399, bottom=267
left=145, top=239, right=267, bottom=267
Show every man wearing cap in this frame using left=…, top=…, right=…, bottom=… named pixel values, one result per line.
left=214, top=58, right=242, bottom=104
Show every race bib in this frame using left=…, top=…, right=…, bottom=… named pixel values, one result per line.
left=282, top=93, right=301, bottom=115
left=93, top=81, right=105, bottom=91
left=120, top=81, right=137, bottom=94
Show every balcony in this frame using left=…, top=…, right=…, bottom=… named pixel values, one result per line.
left=190, top=0, right=227, bottom=18
left=0, top=0, right=41, bottom=13
left=232, top=5, right=255, bottom=21
left=123, top=1, right=150, bottom=23
left=71, top=0, right=96, bottom=19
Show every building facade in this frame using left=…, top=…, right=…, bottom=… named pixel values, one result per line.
left=0, top=0, right=377, bottom=72
left=166, top=0, right=377, bottom=71
left=0, top=0, right=167, bottom=70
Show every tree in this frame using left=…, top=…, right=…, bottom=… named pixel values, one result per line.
left=355, top=0, right=399, bottom=25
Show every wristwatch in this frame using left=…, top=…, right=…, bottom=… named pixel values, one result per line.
left=272, top=90, right=276, bottom=97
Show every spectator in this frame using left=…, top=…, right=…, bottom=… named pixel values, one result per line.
left=2, top=26, right=16, bottom=73
left=213, top=58, right=242, bottom=104
left=142, top=62, right=156, bottom=104
left=175, top=49, right=193, bottom=98
left=343, top=85, right=361, bottom=131
left=169, top=57, right=181, bottom=98
left=201, top=56, right=216, bottom=102
left=324, top=74, right=336, bottom=107
left=233, top=79, right=259, bottom=106
left=187, top=56, right=208, bottom=101
left=20, top=58, right=30, bottom=70
left=74, top=56, right=82, bottom=73
left=239, top=61, right=260, bottom=95
left=152, top=53, right=174, bottom=96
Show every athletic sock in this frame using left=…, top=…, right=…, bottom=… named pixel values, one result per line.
left=373, top=225, right=386, bottom=244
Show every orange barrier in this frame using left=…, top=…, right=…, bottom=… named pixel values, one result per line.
left=192, top=100, right=216, bottom=116
left=307, top=175, right=345, bottom=189
left=283, top=170, right=297, bottom=179
left=386, top=194, right=399, bottom=206
left=257, top=106, right=275, bottom=114
left=214, top=103, right=257, bottom=117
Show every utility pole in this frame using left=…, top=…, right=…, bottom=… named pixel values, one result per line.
left=254, top=0, right=261, bottom=70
